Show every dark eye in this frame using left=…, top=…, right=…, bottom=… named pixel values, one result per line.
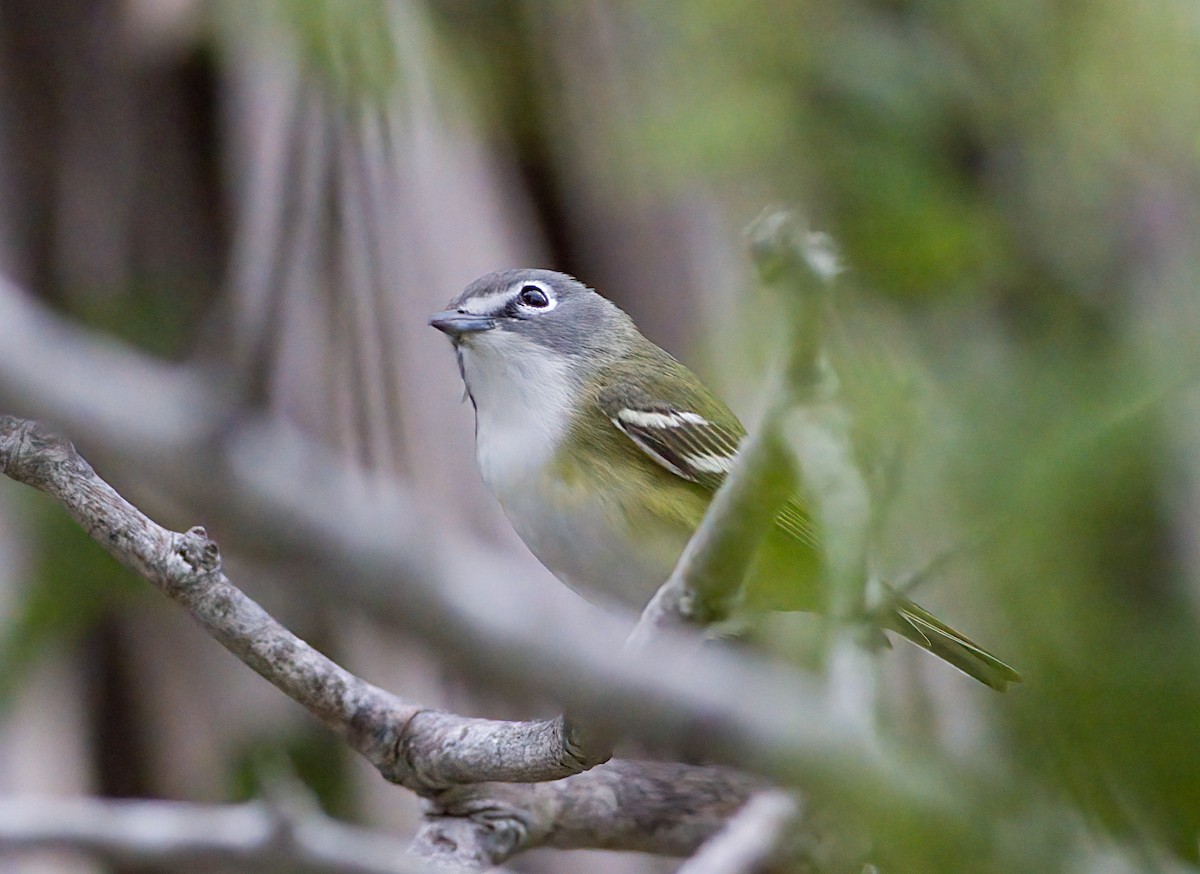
left=518, top=285, right=550, bottom=308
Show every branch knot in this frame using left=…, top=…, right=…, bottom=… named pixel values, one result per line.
left=416, top=790, right=532, bottom=867
left=175, top=526, right=221, bottom=575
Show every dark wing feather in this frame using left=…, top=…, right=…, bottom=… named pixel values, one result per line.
left=610, top=408, right=742, bottom=489
left=596, top=380, right=820, bottom=548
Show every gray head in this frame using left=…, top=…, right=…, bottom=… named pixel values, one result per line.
left=430, top=268, right=631, bottom=358
left=430, top=269, right=636, bottom=415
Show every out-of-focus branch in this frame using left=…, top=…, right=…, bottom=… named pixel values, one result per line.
left=0, top=795, right=462, bottom=874
left=676, top=790, right=801, bottom=874
left=626, top=419, right=794, bottom=647
left=607, top=410, right=793, bottom=794
left=616, top=216, right=846, bottom=870
left=0, top=275, right=223, bottom=457
left=747, top=211, right=840, bottom=391
left=747, top=210, right=869, bottom=626
left=746, top=210, right=881, bottom=730
left=629, top=211, right=852, bottom=649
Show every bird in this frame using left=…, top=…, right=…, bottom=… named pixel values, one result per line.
left=430, top=268, right=1020, bottom=690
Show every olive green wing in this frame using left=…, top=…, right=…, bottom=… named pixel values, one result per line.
left=594, top=355, right=1018, bottom=688
left=595, top=369, right=819, bottom=548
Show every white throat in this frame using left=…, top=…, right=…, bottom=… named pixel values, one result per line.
left=457, top=330, right=577, bottom=489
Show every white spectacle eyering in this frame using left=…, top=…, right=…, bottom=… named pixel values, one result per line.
left=513, top=280, right=557, bottom=314
left=459, top=279, right=557, bottom=317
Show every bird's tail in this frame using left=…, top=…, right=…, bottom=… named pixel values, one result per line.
left=884, top=596, right=1021, bottom=691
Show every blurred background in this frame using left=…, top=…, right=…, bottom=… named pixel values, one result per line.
left=1, top=1, right=1200, bottom=871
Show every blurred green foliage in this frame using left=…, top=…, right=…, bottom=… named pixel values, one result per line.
left=72, top=277, right=211, bottom=359
left=262, top=0, right=401, bottom=103
left=206, top=0, right=1200, bottom=867
left=0, top=492, right=145, bottom=709
left=6, top=0, right=1200, bottom=868
left=628, top=1, right=1200, bottom=868
left=642, top=0, right=1200, bottom=305
left=227, top=728, right=359, bottom=821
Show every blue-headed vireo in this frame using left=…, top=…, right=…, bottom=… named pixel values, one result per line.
left=430, top=269, right=1020, bottom=690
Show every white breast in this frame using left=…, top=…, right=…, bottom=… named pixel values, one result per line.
left=457, top=331, right=684, bottom=606
left=497, top=471, right=685, bottom=606
left=458, top=331, right=575, bottom=489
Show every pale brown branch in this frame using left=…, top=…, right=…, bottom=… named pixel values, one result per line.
left=413, top=761, right=763, bottom=866
left=0, top=416, right=601, bottom=794
left=0, top=795, right=463, bottom=874
left=676, top=790, right=800, bottom=874
left=0, top=416, right=415, bottom=755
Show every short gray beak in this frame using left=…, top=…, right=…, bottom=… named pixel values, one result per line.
left=429, top=310, right=496, bottom=338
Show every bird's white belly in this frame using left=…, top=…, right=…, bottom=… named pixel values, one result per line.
left=489, top=468, right=687, bottom=608
left=459, top=335, right=685, bottom=606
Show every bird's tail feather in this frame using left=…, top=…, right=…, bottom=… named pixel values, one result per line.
left=885, top=596, right=1021, bottom=692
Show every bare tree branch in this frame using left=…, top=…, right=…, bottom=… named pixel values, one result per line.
left=0, top=415, right=418, bottom=757
left=0, top=795, right=471, bottom=874
left=629, top=210, right=852, bottom=648
left=676, top=790, right=800, bottom=874
left=0, top=404, right=621, bottom=788
left=412, top=761, right=763, bottom=867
